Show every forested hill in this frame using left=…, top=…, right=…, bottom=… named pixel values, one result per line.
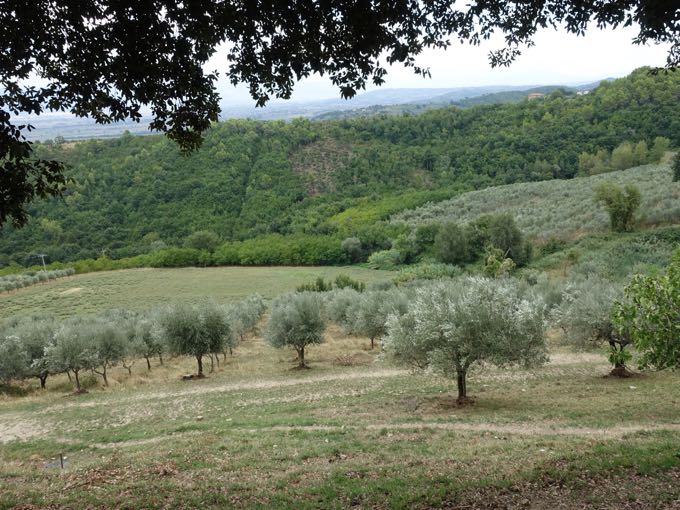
left=1, top=68, right=680, bottom=266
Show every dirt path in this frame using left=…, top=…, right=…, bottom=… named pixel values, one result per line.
left=32, top=368, right=406, bottom=414
left=238, top=421, right=680, bottom=438
left=61, top=421, right=680, bottom=450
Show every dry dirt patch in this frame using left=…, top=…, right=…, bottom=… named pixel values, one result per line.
left=59, top=287, right=82, bottom=296
left=0, top=417, right=47, bottom=443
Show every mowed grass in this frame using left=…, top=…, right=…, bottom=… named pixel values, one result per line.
left=0, top=266, right=393, bottom=320
left=1, top=324, right=679, bottom=509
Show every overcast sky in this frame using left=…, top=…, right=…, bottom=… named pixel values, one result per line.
left=214, top=24, right=672, bottom=104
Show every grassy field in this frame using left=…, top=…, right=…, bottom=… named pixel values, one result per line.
left=0, top=266, right=393, bottom=320
left=391, top=160, right=680, bottom=242
left=0, top=324, right=679, bottom=509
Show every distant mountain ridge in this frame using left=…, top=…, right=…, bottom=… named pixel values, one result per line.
left=18, top=80, right=611, bottom=141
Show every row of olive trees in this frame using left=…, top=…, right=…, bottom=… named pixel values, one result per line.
left=263, top=268, right=678, bottom=404
left=0, top=295, right=266, bottom=392
left=264, top=279, right=548, bottom=403
left=162, top=294, right=266, bottom=377
left=263, top=288, right=409, bottom=368
left=0, top=268, right=76, bottom=293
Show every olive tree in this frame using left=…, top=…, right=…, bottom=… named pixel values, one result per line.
left=131, top=316, right=165, bottom=371
left=44, top=319, right=98, bottom=393
left=91, top=320, right=127, bottom=386
left=324, top=288, right=361, bottom=330
left=10, top=316, right=56, bottom=388
left=346, top=289, right=409, bottom=349
left=227, top=294, right=266, bottom=347
left=0, top=335, right=29, bottom=385
left=162, top=304, right=211, bottom=377
left=614, top=250, right=680, bottom=371
left=384, top=278, right=546, bottom=404
left=201, top=303, right=233, bottom=372
left=223, top=296, right=263, bottom=360
left=552, top=276, right=631, bottom=376
left=265, top=292, right=325, bottom=368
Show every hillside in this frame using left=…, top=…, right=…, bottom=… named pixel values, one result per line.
left=311, top=85, right=573, bottom=120
left=1, top=68, right=680, bottom=267
left=392, top=161, right=680, bottom=241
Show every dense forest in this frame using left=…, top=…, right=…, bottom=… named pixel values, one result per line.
left=1, top=68, right=679, bottom=267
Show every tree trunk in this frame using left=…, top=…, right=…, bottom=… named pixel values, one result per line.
left=297, top=347, right=306, bottom=368
left=66, top=370, right=72, bottom=382
left=123, top=360, right=133, bottom=376
left=158, top=353, right=164, bottom=366
left=229, top=346, right=233, bottom=355
left=39, top=371, right=48, bottom=389
left=208, top=353, right=214, bottom=373
left=456, top=370, right=468, bottom=403
left=74, top=369, right=81, bottom=392
left=94, top=364, right=109, bottom=386
left=196, top=356, right=203, bottom=376
left=608, top=341, right=632, bottom=377
left=145, top=356, right=151, bottom=371
left=215, top=355, right=220, bottom=368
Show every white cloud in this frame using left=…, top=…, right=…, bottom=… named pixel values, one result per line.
left=215, top=24, right=671, bottom=104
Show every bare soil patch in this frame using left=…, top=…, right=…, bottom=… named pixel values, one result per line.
left=59, top=287, right=82, bottom=296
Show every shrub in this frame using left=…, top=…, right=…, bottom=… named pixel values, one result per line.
left=185, top=230, right=221, bottom=253
left=434, top=222, right=471, bottom=265
left=485, top=214, right=531, bottom=266
left=594, top=183, right=641, bottom=232
left=367, top=249, right=402, bottom=270
left=214, top=234, right=346, bottom=266
left=265, top=292, right=325, bottom=368
left=341, top=237, right=364, bottom=263
left=149, top=248, right=207, bottom=268
left=383, top=278, right=546, bottom=403
left=414, top=223, right=440, bottom=248
left=393, top=263, right=462, bottom=284
left=296, top=277, right=333, bottom=292
left=333, top=274, right=365, bottom=292
left=482, top=246, right=516, bottom=278
left=614, top=250, right=680, bottom=371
